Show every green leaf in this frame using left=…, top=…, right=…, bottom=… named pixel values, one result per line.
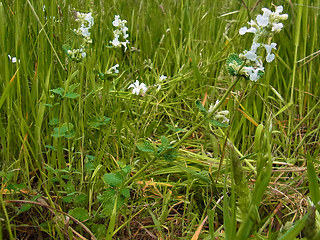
left=49, top=118, right=59, bottom=125
left=103, top=172, right=123, bottom=188
left=17, top=204, right=32, bottom=214
left=67, top=83, right=80, bottom=92
left=121, top=188, right=130, bottom=198
left=307, top=154, right=320, bottom=205
left=195, top=100, right=208, bottom=116
left=161, top=136, right=170, bottom=148
left=93, top=70, right=105, bottom=80
left=68, top=207, right=89, bottom=222
left=51, top=123, right=75, bottom=138
left=209, top=119, right=229, bottom=128
left=45, top=145, right=56, bottom=151
left=50, top=87, right=65, bottom=96
left=278, top=213, right=310, bottom=240
left=62, top=195, right=73, bottom=203
left=64, top=92, right=80, bottom=99
left=92, top=224, right=107, bottom=240
left=226, top=53, right=243, bottom=76
left=137, top=140, right=156, bottom=153
left=88, top=116, right=111, bottom=128
left=74, top=194, right=87, bottom=205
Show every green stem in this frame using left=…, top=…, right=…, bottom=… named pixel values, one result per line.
left=124, top=76, right=242, bottom=187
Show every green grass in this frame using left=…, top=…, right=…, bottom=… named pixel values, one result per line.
left=0, top=0, right=319, bottom=239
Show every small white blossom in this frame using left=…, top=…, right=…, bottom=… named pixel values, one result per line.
left=128, top=80, right=148, bottom=95
left=159, top=75, right=167, bottom=81
left=263, top=43, right=277, bottom=62
left=8, top=55, right=20, bottom=63
left=208, top=100, right=230, bottom=123
left=154, top=84, right=161, bottom=91
left=111, top=35, right=121, bottom=47
left=110, top=64, right=119, bottom=74
left=271, top=22, right=284, bottom=32
left=243, top=66, right=264, bottom=81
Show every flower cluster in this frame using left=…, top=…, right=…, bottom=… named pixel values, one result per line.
left=208, top=100, right=230, bottom=123
left=65, top=11, right=94, bottom=62
left=128, top=80, right=147, bottom=96
left=227, top=5, right=288, bottom=81
left=67, top=48, right=86, bottom=61
left=74, top=11, right=94, bottom=44
left=110, top=15, right=130, bottom=51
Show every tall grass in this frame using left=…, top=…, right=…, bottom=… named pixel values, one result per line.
left=0, top=0, right=319, bottom=239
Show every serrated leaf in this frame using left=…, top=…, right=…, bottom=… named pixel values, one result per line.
left=64, top=131, right=76, bottom=139
left=88, top=116, right=111, bottom=128
left=209, top=119, right=229, bottom=128
left=103, top=172, right=123, bottom=188
left=195, top=100, right=208, bottom=116
left=137, top=140, right=156, bottom=153
left=68, top=207, right=89, bottom=222
left=84, top=162, right=95, bottom=172
left=64, top=92, right=80, bottom=99
left=121, top=188, right=130, bottom=198
left=50, top=87, right=65, bottom=96
left=62, top=195, right=73, bottom=203
left=122, top=165, right=131, bottom=174
left=74, top=194, right=87, bottom=205
left=92, top=224, right=107, bottom=239
left=49, top=118, right=59, bottom=125
left=51, top=123, right=74, bottom=138
left=161, top=136, right=170, bottom=148
left=67, top=83, right=80, bottom=92
left=226, top=53, right=243, bottom=76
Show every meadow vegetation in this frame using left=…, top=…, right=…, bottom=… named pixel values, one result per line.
left=0, top=0, right=319, bottom=239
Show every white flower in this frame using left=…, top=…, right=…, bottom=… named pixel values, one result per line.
left=208, top=100, right=220, bottom=113
left=121, top=40, right=130, bottom=51
left=208, top=100, right=229, bottom=123
left=244, top=42, right=261, bottom=61
left=111, top=35, right=121, bottom=47
left=154, top=84, right=161, bottom=91
left=239, top=26, right=257, bottom=35
left=80, top=25, right=90, bottom=37
left=112, top=15, right=121, bottom=27
left=110, top=64, right=119, bottom=74
left=256, top=8, right=272, bottom=26
left=243, top=66, right=264, bottom=81
left=271, top=22, right=283, bottom=32
left=8, top=55, right=20, bottom=63
left=263, top=43, right=277, bottom=62
left=128, top=80, right=148, bottom=95
left=215, top=112, right=230, bottom=123
left=159, top=75, right=167, bottom=81
left=244, top=51, right=258, bottom=61
left=84, top=12, right=94, bottom=27
left=80, top=48, right=86, bottom=58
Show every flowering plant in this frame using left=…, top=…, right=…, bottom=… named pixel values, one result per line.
left=110, top=15, right=130, bottom=51
left=64, top=11, right=94, bottom=62
left=227, top=5, right=288, bottom=81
